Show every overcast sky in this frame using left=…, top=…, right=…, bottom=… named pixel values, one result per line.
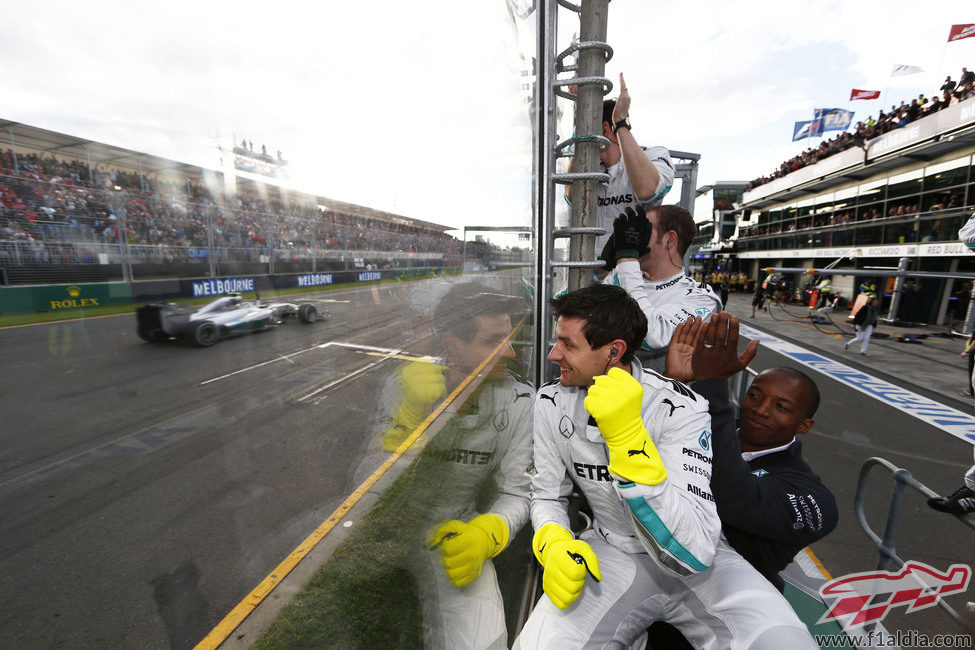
left=1, top=1, right=973, bottom=239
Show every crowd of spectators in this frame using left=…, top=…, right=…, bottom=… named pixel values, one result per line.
left=0, top=148, right=462, bottom=265
left=739, top=188, right=968, bottom=242
left=749, top=66, right=975, bottom=190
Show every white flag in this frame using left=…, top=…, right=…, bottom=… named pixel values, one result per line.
left=891, top=64, right=924, bottom=76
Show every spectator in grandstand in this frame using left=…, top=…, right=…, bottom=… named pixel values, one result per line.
left=942, top=75, right=958, bottom=96
left=599, top=204, right=721, bottom=372
left=361, top=281, right=531, bottom=648
left=565, top=73, right=675, bottom=255
left=927, top=449, right=975, bottom=515
left=960, top=67, right=975, bottom=89
left=664, top=313, right=838, bottom=591
left=845, top=294, right=878, bottom=356
left=515, top=284, right=817, bottom=649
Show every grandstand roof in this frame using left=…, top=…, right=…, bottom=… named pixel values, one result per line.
left=0, top=119, right=200, bottom=177
left=0, top=118, right=452, bottom=233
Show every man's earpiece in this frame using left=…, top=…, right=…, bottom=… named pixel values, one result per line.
left=609, top=347, right=618, bottom=358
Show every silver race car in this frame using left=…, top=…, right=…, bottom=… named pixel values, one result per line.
left=136, top=293, right=327, bottom=346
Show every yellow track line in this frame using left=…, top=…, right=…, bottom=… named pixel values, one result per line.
left=194, top=313, right=529, bottom=650
left=804, top=546, right=833, bottom=581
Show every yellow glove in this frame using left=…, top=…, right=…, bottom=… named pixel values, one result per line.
left=532, top=523, right=601, bottom=609
left=381, top=362, right=447, bottom=451
left=427, top=514, right=509, bottom=588
left=584, top=367, right=667, bottom=485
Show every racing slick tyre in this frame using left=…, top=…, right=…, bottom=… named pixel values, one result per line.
left=187, top=320, right=220, bottom=346
left=297, top=303, right=318, bottom=324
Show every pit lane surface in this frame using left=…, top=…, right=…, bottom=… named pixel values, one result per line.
left=0, top=281, right=451, bottom=649
left=725, top=293, right=975, bottom=642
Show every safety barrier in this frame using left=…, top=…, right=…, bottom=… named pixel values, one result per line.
left=0, top=266, right=463, bottom=316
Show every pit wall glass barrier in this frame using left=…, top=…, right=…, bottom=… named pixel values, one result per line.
left=232, top=271, right=539, bottom=649
left=0, top=5, right=537, bottom=648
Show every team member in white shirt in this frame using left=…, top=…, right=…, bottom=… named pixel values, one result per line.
left=602, top=203, right=722, bottom=371
left=566, top=73, right=676, bottom=254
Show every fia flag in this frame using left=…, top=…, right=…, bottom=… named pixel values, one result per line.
left=850, top=89, right=881, bottom=101
left=892, top=64, right=924, bottom=76
left=948, top=24, right=975, bottom=42
left=814, top=108, right=854, bottom=133
left=793, top=121, right=813, bottom=141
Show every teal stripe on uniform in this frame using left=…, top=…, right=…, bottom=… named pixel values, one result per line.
left=649, top=184, right=673, bottom=201
left=622, top=492, right=710, bottom=572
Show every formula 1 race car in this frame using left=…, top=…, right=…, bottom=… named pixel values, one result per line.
left=136, top=293, right=327, bottom=346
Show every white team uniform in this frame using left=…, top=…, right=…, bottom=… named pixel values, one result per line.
left=603, top=261, right=723, bottom=372
left=593, top=146, right=675, bottom=253
left=366, top=366, right=534, bottom=649
left=514, top=360, right=816, bottom=649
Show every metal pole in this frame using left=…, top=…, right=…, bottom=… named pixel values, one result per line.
left=85, top=145, right=93, bottom=185
left=109, top=190, right=132, bottom=282
left=936, top=258, right=959, bottom=326
left=138, top=158, right=146, bottom=193
left=534, top=0, right=558, bottom=389
left=206, top=206, right=217, bottom=278
left=6, top=128, right=17, bottom=172
left=885, top=257, right=909, bottom=322
left=567, top=0, right=609, bottom=292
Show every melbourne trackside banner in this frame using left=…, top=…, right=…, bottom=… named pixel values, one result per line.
left=738, top=323, right=975, bottom=444
left=818, top=561, right=971, bottom=629
left=296, top=273, right=334, bottom=288
left=850, top=89, right=880, bottom=101
left=948, top=23, right=975, bottom=42
left=191, top=277, right=255, bottom=297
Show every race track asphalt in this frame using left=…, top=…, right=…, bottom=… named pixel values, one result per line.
left=0, top=280, right=456, bottom=649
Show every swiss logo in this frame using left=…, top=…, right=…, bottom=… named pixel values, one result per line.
left=494, top=409, right=509, bottom=432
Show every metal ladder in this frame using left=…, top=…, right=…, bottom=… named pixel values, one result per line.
left=532, top=0, right=612, bottom=389
left=530, top=0, right=701, bottom=389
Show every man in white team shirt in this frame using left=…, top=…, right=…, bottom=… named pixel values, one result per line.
left=601, top=203, right=722, bottom=372
left=565, top=73, right=676, bottom=254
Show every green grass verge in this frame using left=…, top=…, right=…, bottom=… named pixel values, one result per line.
left=253, top=408, right=534, bottom=649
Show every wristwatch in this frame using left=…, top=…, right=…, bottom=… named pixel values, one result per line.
left=612, top=117, right=631, bottom=133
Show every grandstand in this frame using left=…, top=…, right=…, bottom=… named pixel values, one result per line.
left=699, top=87, right=975, bottom=326
left=0, top=120, right=465, bottom=286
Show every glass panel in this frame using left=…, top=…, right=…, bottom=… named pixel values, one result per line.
left=0, top=5, right=538, bottom=649
left=855, top=224, right=883, bottom=245
left=858, top=178, right=887, bottom=204
left=884, top=220, right=918, bottom=244
left=887, top=167, right=925, bottom=199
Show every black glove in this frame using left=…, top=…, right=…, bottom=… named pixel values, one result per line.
left=612, top=205, right=651, bottom=260
left=599, top=237, right=617, bottom=270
